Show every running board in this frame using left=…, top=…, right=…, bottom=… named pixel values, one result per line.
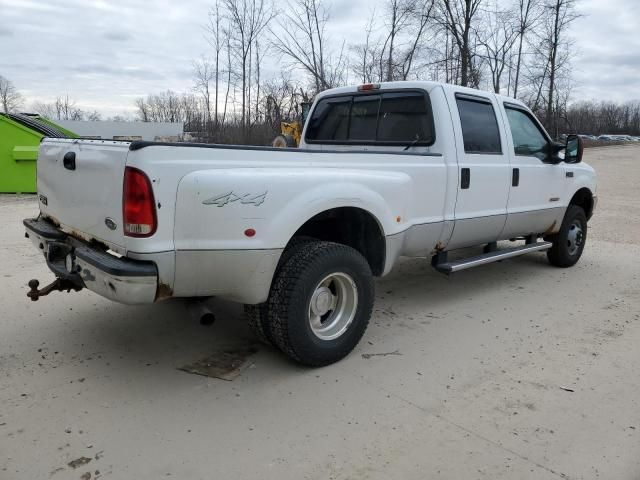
left=433, top=241, right=552, bottom=274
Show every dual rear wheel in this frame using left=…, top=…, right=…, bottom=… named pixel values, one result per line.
left=245, top=241, right=374, bottom=367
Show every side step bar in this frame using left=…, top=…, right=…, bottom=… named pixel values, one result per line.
left=433, top=241, right=552, bottom=274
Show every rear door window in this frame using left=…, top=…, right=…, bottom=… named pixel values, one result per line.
left=305, top=90, right=434, bottom=145
left=456, top=96, right=502, bottom=154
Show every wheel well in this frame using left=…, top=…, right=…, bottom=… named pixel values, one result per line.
left=569, top=188, right=594, bottom=220
left=289, top=207, right=386, bottom=276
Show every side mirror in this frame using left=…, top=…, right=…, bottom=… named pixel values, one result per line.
left=565, top=134, right=583, bottom=163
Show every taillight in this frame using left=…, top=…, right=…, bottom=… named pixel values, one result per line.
left=123, top=167, right=157, bottom=237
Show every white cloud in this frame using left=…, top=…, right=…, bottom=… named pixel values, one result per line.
left=0, top=0, right=637, bottom=116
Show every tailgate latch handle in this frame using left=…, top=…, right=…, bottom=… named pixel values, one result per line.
left=63, top=152, right=76, bottom=171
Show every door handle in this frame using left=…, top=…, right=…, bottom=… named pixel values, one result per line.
left=512, top=168, right=520, bottom=187
left=63, top=152, right=76, bottom=171
left=461, top=168, right=470, bottom=189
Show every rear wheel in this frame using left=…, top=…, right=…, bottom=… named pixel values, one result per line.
left=244, top=236, right=315, bottom=346
left=546, top=205, right=587, bottom=267
left=268, top=241, right=374, bottom=366
left=245, top=303, right=272, bottom=345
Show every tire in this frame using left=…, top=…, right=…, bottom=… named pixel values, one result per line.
left=245, top=303, right=272, bottom=345
left=244, top=236, right=316, bottom=346
left=268, top=241, right=375, bottom=367
left=546, top=205, right=588, bottom=268
left=271, top=134, right=297, bottom=148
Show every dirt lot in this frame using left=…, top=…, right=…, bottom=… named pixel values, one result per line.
left=1, top=146, right=639, bottom=479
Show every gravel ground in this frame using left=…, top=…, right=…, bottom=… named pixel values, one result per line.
left=1, top=146, right=639, bottom=480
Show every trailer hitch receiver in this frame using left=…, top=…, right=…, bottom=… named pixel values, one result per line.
left=27, top=278, right=83, bottom=301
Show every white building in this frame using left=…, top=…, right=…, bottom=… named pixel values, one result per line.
left=56, top=120, right=184, bottom=142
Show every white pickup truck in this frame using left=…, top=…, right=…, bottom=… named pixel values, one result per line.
left=24, top=81, right=596, bottom=366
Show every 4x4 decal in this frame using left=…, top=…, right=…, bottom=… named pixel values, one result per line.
left=202, top=191, right=267, bottom=207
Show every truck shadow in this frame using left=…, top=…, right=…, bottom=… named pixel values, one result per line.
left=51, top=246, right=566, bottom=386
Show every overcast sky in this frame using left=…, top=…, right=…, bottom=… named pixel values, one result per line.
left=1, top=0, right=638, bottom=117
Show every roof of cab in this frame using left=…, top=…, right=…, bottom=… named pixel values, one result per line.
left=315, top=80, right=529, bottom=110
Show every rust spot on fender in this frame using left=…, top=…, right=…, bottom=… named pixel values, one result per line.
left=156, top=282, right=173, bottom=301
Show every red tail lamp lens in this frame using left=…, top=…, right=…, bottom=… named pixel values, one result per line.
left=123, top=167, right=157, bottom=237
left=357, top=83, right=381, bottom=91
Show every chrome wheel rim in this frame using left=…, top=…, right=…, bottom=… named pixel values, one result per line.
left=567, top=220, right=584, bottom=256
left=308, top=272, right=358, bottom=341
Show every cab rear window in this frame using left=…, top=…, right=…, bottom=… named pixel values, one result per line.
left=305, top=91, right=435, bottom=145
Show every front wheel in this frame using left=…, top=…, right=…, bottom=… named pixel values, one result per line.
left=546, top=205, right=587, bottom=268
left=268, top=241, right=374, bottom=367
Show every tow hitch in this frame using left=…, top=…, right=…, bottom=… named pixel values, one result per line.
left=27, top=278, right=83, bottom=301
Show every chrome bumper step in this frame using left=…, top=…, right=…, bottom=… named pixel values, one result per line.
left=433, top=241, right=552, bottom=274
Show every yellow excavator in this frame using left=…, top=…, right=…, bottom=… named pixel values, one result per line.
left=271, top=102, right=311, bottom=148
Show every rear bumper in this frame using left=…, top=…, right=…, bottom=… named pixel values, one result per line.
left=24, top=217, right=158, bottom=304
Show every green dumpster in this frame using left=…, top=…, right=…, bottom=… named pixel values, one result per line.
left=0, top=113, right=76, bottom=193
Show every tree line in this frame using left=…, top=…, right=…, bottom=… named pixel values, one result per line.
left=0, top=81, right=111, bottom=121
left=2, top=0, right=639, bottom=142
left=564, top=101, right=640, bottom=137
left=133, top=0, right=589, bottom=143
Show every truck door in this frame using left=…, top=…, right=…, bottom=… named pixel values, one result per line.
left=446, top=92, right=511, bottom=249
left=499, top=103, right=566, bottom=238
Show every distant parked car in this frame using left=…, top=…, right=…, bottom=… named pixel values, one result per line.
left=598, top=135, right=613, bottom=141
left=608, top=135, right=634, bottom=142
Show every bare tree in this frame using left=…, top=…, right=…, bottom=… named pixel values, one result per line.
left=135, top=98, right=150, bottom=122
left=223, top=0, right=275, bottom=135
left=565, top=100, right=640, bottom=136
left=271, top=0, right=347, bottom=93
left=438, top=0, right=483, bottom=87
left=86, top=110, right=102, bottom=121
left=31, top=101, right=58, bottom=120
left=135, top=91, right=187, bottom=123
left=398, top=0, right=436, bottom=80
left=193, top=56, right=215, bottom=130
left=350, top=11, right=378, bottom=83
left=206, top=0, right=224, bottom=128
left=381, top=0, right=416, bottom=81
left=0, top=75, right=23, bottom=113
left=350, top=0, right=435, bottom=83
left=54, top=95, right=84, bottom=120
left=262, top=73, right=306, bottom=131
left=542, top=0, right=579, bottom=134
left=478, top=6, right=518, bottom=94
left=222, top=29, right=234, bottom=129
left=512, top=0, right=540, bottom=98
left=31, top=96, right=86, bottom=120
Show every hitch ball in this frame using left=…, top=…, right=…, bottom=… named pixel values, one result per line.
left=28, top=279, right=40, bottom=301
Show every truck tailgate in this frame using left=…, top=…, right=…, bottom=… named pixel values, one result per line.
left=37, top=139, right=130, bottom=250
